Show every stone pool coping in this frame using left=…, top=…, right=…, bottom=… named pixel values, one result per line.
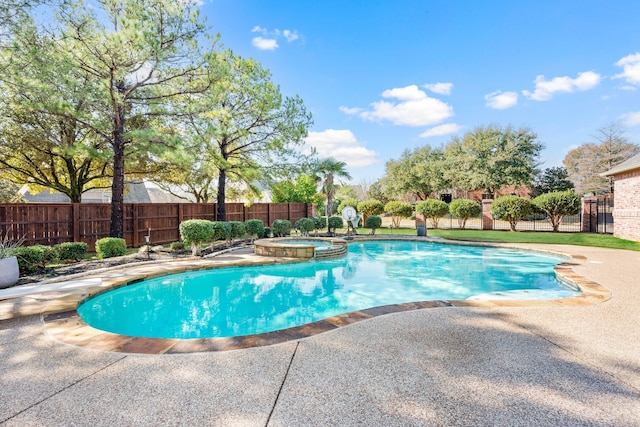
left=0, top=237, right=611, bottom=354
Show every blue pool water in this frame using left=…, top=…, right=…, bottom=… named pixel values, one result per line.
left=77, top=241, right=579, bottom=339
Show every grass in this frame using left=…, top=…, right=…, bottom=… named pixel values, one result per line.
left=347, top=227, right=640, bottom=252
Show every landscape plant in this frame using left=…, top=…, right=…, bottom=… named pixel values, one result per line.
left=532, top=190, right=581, bottom=232
left=272, top=219, right=292, bottom=237
left=312, top=216, right=327, bottom=236
left=244, top=219, right=265, bottom=242
left=365, top=215, right=382, bottom=235
left=228, top=221, right=246, bottom=241
left=490, top=196, right=532, bottom=231
left=55, top=242, right=88, bottom=262
left=12, top=246, right=49, bottom=273
left=384, top=201, right=414, bottom=229
left=416, top=199, right=449, bottom=228
left=327, top=216, right=344, bottom=235
left=212, top=221, right=232, bottom=243
left=357, top=199, right=384, bottom=224
left=449, top=199, right=482, bottom=229
left=263, top=227, right=272, bottom=238
left=94, top=238, right=127, bottom=259
left=295, top=217, right=315, bottom=237
left=179, top=219, right=215, bottom=256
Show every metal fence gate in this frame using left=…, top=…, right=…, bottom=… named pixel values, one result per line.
left=583, top=196, right=614, bottom=234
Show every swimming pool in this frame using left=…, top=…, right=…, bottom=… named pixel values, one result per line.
left=77, top=240, right=579, bottom=339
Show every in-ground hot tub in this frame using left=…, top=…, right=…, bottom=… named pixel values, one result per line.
left=254, top=237, right=348, bottom=259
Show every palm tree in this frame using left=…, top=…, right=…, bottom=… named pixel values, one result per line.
left=313, top=158, right=352, bottom=221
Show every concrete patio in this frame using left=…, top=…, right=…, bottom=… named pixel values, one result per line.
left=1, top=243, right=639, bottom=426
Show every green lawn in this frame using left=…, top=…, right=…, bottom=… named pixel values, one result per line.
left=350, top=227, right=640, bottom=252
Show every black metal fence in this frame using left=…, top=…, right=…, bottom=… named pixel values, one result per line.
left=493, top=213, right=582, bottom=232
left=583, top=196, right=614, bottom=234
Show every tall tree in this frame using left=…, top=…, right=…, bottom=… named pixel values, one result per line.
left=271, top=175, right=320, bottom=203
left=446, top=125, right=542, bottom=197
left=167, top=54, right=313, bottom=220
left=563, top=123, right=639, bottom=194
left=0, top=22, right=112, bottom=202
left=52, top=0, right=221, bottom=237
left=530, top=166, right=574, bottom=197
left=381, top=145, right=448, bottom=201
left=313, top=158, right=352, bottom=217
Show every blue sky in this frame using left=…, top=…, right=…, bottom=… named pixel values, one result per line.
left=201, top=1, right=640, bottom=183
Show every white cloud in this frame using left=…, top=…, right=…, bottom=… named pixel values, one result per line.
left=620, top=111, right=640, bottom=127
left=614, top=53, right=640, bottom=86
left=283, top=30, right=299, bottom=42
left=423, top=82, right=453, bottom=95
left=252, top=37, right=278, bottom=51
left=250, top=27, right=301, bottom=50
left=339, top=106, right=364, bottom=115
left=347, top=85, right=453, bottom=127
left=305, top=129, right=378, bottom=168
left=418, top=123, right=461, bottom=138
left=522, top=71, right=601, bottom=101
left=484, top=90, right=518, bottom=109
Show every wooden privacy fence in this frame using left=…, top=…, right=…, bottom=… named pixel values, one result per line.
left=0, top=202, right=315, bottom=249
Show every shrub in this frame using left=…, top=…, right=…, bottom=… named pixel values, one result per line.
left=179, top=219, right=215, bottom=256
left=229, top=221, right=246, bottom=240
left=357, top=199, right=384, bottom=224
left=449, top=199, right=481, bottom=230
left=416, top=199, right=449, bottom=228
left=490, top=196, right=532, bottom=231
left=244, top=219, right=264, bottom=241
left=272, top=219, right=292, bottom=237
left=0, top=231, right=24, bottom=259
left=384, top=201, right=414, bottom=228
left=170, top=241, right=185, bottom=251
left=13, top=246, right=52, bottom=273
left=263, top=226, right=272, bottom=238
left=312, top=216, right=327, bottom=234
left=212, top=221, right=232, bottom=242
left=95, top=237, right=127, bottom=259
left=327, top=216, right=344, bottom=234
left=55, top=242, right=88, bottom=262
left=365, top=215, right=382, bottom=235
left=295, top=217, right=315, bottom=236
left=532, top=190, right=581, bottom=232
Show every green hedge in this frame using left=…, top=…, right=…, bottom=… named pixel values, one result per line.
left=228, top=221, right=246, bottom=240
left=295, top=217, right=315, bottom=236
left=365, top=215, right=382, bottom=234
left=55, top=242, right=88, bottom=262
left=272, top=219, right=292, bottom=237
left=95, top=237, right=127, bottom=259
left=13, top=245, right=56, bottom=273
left=244, top=219, right=265, bottom=239
left=327, top=216, right=343, bottom=233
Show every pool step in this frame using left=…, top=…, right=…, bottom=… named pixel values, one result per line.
left=314, top=245, right=348, bottom=260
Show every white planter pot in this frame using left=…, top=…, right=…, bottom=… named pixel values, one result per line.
left=0, top=256, right=19, bottom=289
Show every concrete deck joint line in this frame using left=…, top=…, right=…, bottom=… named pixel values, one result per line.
left=0, top=354, right=127, bottom=424
left=265, top=341, right=300, bottom=427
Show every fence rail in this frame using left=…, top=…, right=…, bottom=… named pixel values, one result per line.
left=0, top=202, right=314, bottom=249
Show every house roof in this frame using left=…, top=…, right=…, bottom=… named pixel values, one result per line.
left=601, top=152, right=640, bottom=177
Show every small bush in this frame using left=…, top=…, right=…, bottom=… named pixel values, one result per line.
left=13, top=246, right=48, bottom=273
left=180, top=219, right=215, bottom=256
left=384, top=201, right=414, bottom=228
left=55, top=242, right=88, bottom=262
left=416, top=199, right=449, bottom=228
left=228, top=221, right=246, bottom=240
left=449, top=199, right=481, bottom=229
left=295, top=217, right=315, bottom=236
left=272, top=219, right=292, bottom=237
left=357, top=199, right=384, bottom=217
left=336, top=198, right=359, bottom=216
left=490, top=196, right=532, bottom=231
left=365, top=215, right=382, bottom=234
left=312, top=216, right=327, bottom=234
left=95, top=237, right=127, bottom=259
left=244, top=219, right=264, bottom=240
left=327, top=216, right=344, bottom=234
left=532, top=190, right=581, bottom=232
left=263, top=226, right=272, bottom=238
left=212, top=221, right=232, bottom=242
left=170, top=241, right=185, bottom=251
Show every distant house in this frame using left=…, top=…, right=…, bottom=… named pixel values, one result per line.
left=602, top=153, right=640, bottom=242
left=19, top=181, right=187, bottom=204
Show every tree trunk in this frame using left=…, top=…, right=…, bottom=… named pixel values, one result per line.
left=110, top=84, right=126, bottom=238
left=216, top=169, right=226, bottom=221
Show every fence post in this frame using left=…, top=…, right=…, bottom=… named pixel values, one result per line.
left=132, top=205, right=139, bottom=248
left=72, top=203, right=80, bottom=242
left=481, top=200, right=494, bottom=230
left=178, top=203, right=184, bottom=224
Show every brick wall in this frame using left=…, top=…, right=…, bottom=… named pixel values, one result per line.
left=613, top=169, right=640, bottom=242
